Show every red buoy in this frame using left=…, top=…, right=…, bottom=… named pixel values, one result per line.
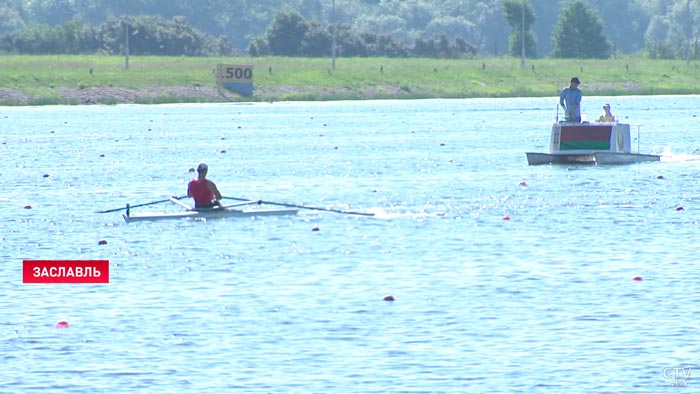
left=519, top=181, right=527, bottom=187
left=55, top=321, right=70, bottom=329
left=502, top=215, right=511, bottom=221
left=383, top=295, right=395, bottom=301
left=632, top=276, right=643, bottom=281
left=676, top=206, right=684, bottom=211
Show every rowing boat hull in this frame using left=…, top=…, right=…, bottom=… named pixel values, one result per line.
left=124, top=208, right=298, bottom=223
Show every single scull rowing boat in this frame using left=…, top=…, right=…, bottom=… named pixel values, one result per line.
left=123, top=198, right=298, bottom=223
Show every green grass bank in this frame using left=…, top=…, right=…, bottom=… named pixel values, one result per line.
left=1, top=55, right=699, bottom=105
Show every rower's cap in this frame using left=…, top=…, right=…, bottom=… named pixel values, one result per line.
left=603, top=103, right=610, bottom=109
left=571, top=77, right=580, bottom=84
left=197, top=163, right=208, bottom=172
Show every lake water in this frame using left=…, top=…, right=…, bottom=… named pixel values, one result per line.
left=2, top=96, right=700, bottom=393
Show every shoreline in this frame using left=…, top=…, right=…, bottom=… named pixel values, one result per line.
left=0, top=84, right=690, bottom=106
left=0, top=86, right=243, bottom=105
left=0, top=85, right=472, bottom=105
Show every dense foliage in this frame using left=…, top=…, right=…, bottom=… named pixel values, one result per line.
left=249, top=10, right=477, bottom=58
left=0, top=15, right=232, bottom=56
left=0, top=0, right=698, bottom=59
left=551, top=0, right=610, bottom=58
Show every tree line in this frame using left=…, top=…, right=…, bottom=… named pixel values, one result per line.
left=0, top=0, right=698, bottom=60
left=249, top=11, right=477, bottom=58
left=0, top=15, right=232, bottom=56
left=0, top=12, right=477, bottom=59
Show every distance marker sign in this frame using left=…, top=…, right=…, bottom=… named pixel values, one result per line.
left=216, top=64, right=253, bottom=96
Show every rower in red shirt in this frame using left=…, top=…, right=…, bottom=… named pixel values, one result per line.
left=187, top=163, right=223, bottom=209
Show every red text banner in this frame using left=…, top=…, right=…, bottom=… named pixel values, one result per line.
left=23, top=260, right=109, bottom=284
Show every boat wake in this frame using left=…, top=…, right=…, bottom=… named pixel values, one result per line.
left=658, top=147, right=700, bottom=162
left=366, top=207, right=449, bottom=219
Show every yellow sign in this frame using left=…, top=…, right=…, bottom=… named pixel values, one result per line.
left=217, top=64, right=253, bottom=83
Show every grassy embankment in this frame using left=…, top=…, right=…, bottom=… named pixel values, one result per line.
left=0, top=55, right=699, bottom=105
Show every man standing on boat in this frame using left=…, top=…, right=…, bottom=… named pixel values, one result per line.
left=187, top=163, right=223, bottom=209
left=559, top=77, right=582, bottom=123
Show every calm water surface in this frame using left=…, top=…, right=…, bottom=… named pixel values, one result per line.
left=2, top=96, right=700, bottom=393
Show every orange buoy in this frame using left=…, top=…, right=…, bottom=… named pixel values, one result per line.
left=23, top=205, right=32, bottom=209
left=312, top=225, right=320, bottom=232
left=676, top=206, right=684, bottom=211
left=502, top=215, right=511, bottom=221
left=55, top=321, right=70, bottom=329
left=519, top=181, right=527, bottom=187
left=383, top=295, right=395, bottom=301
left=632, top=276, right=643, bottom=281
left=98, top=239, right=107, bottom=245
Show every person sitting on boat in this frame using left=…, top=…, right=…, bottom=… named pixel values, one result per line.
left=596, top=103, right=616, bottom=123
left=559, top=77, right=582, bottom=123
left=187, top=163, right=223, bottom=209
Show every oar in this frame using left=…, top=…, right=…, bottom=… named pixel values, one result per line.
left=169, top=197, right=193, bottom=211
left=222, top=200, right=261, bottom=209
left=96, top=195, right=187, bottom=213
left=222, top=197, right=374, bottom=216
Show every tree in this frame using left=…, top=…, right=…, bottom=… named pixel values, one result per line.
left=502, top=0, right=536, bottom=58
left=644, top=15, right=674, bottom=59
left=300, top=19, right=332, bottom=56
left=0, top=2, right=26, bottom=36
left=665, top=0, right=700, bottom=60
left=551, top=0, right=610, bottom=58
left=586, top=0, right=648, bottom=54
left=97, top=15, right=232, bottom=56
left=265, top=11, right=308, bottom=56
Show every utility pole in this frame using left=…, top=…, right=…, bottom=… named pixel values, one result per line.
left=124, top=21, right=130, bottom=70
left=687, top=0, right=691, bottom=66
left=520, top=0, right=525, bottom=68
left=331, top=0, right=337, bottom=71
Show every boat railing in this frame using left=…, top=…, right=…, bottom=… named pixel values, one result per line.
left=631, top=124, right=643, bottom=154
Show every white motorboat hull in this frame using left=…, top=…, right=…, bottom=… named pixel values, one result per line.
left=593, top=152, right=660, bottom=165
left=526, top=152, right=595, bottom=165
left=526, top=123, right=659, bottom=166
left=526, top=152, right=660, bottom=165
